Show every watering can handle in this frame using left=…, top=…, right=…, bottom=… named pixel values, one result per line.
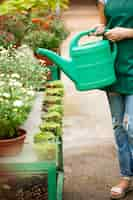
left=70, top=29, right=117, bottom=61
left=70, top=29, right=96, bottom=51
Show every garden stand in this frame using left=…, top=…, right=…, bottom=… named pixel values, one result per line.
left=0, top=93, right=64, bottom=200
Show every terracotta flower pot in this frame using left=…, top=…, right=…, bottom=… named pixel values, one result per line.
left=42, top=21, right=50, bottom=30
left=47, top=70, right=52, bottom=81
left=0, top=129, right=26, bottom=157
left=34, top=48, right=60, bottom=66
left=34, top=53, right=53, bottom=66
left=31, top=18, right=42, bottom=24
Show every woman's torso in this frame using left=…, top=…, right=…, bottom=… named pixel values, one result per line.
left=103, top=0, right=133, bottom=94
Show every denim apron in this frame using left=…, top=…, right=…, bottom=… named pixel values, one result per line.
left=104, top=0, right=133, bottom=94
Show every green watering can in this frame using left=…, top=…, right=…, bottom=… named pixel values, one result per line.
left=36, top=29, right=117, bottom=91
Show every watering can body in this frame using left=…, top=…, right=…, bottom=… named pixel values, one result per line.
left=37, top=29, right=117, bottom=91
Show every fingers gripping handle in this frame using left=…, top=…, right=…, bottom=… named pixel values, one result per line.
left=70, top=27, right=109, bottom=49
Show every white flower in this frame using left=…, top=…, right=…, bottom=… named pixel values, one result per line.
left=0, top=74, right=5, bottom=77
left=13, top=108, right=18, bottom=112
left=0, top=98, right=3, bottom=101
left=27, top=90, right=35, bottom=96
left=9, top=79, right=22, bottom=87
left=4, top=99, right=9, bottom=104
left=13, top=100, right=23, bottom=107
left=29, top=86, right=33, bottom=90
left=0, top=81, right=5, bottom=86
left=21, top=87, right=27, bottom=93
left=0, top=49, right=7, bottom=55
left=3, top=93, right=10, bottom=98
left=11, top=73, right=20, bottom=79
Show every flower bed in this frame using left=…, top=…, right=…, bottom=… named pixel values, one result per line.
left=0, top=5, right=69, bottom=53
left=0, top=84, right=65, bottom=198
left=0, top=45, right=48, bottom=155
left=0, top=1, right=69, bottom=84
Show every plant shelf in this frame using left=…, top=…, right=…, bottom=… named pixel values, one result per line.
left=0, top=92, right=64, bottom=200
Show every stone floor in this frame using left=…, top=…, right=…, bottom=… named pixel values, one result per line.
left=61, top=3, right=133, bottom=200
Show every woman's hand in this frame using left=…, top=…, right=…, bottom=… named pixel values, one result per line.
left=91, top=23, right=106, bottom=35
left=104, top=27, right=133, bottom=42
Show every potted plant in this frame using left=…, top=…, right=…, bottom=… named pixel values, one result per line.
left=34, top=131, right=56, bottom=143
left=0, top=14, right=35, bottom=48
left=45, top=88, right=64, bottom=97
left=42, top=96, right=63, bottom=111
left=40, top=122, right=62, bottom=137
left=33, top=140, right=57, bottom=161
left=0, top=87, right=31, bottom=156
left=33, top=131, right=57, bottom=161
left=0, top=30, right=16, bottom=48
left=0, top=45, right=46, bottom=156
left=41, top=111, right=62, bottom=124
left=23, top=18, right=69, bottom=65
left=47, top=105, right=64, bottom=116
left=0, top=0, right=69, bottom=50
left=46, top=80, right=64, bottom=88
left=23, top=30, right=60, bottom=51
left=42, top=80, right=64, bottom=111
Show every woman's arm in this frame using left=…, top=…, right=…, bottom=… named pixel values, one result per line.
left=126, top=29, right=133, bottom=39
left=92, top=2, right=107, bottom=35
left=97, top=1, right=133, bottom=41
left=105, top=27, right=133, bottom=41
left=97, top=1, right=107, bottom=25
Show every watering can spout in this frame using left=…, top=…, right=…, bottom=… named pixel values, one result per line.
left=36, top=48, right=76, bottom=82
